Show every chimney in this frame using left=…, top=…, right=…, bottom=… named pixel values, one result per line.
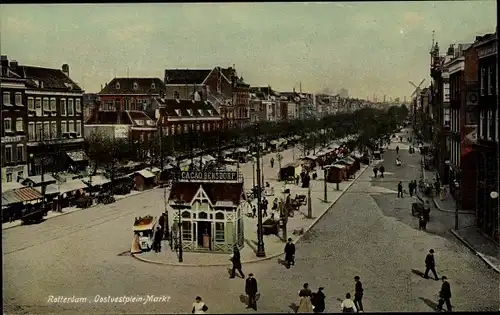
left=62, top=64, right=69, bottom=77
left=447, top=44, right=454, bottom=56
left=10, top=60, right=18, bottom=71
left=1, top=55, right=8, bottom=77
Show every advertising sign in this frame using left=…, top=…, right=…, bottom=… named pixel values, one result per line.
left=178, top=171, right=239, bottom=182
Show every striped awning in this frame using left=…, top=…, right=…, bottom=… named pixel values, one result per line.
left=2, top=187, right=43, bottom=206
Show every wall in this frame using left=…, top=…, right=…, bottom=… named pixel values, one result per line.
left=84, top=124, right=130, bottom=139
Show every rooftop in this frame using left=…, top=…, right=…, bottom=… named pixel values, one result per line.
left=98, top=77, right=165, bottom=95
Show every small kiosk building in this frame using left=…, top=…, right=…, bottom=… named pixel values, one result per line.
left=168, top=171, right=246, bottom=253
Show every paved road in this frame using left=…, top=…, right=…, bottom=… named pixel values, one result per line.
left=4, top=142, right=498, bottom=314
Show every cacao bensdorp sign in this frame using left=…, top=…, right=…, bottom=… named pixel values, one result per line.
left=178, top=171, right=239, bottom=182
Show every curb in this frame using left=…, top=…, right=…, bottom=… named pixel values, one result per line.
left=132, top=164, right=372, bottom=267
left=431, top=198, right=474, bottom=215
left=2, top=188, right=154, bottom=231
left=449, top=229, right=500, bottom=274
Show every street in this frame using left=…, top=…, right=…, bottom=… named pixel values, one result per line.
left=3, top=143, right=498, bottom=314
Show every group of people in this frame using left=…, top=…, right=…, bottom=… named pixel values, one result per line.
left=297, top=283, right=326, bottom=313
left=424, top=249, right=453, bottom=312
left=372, top=165, right=385, bottom=178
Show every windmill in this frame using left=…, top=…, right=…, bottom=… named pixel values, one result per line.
left=409, top=79, right=426, bottom=99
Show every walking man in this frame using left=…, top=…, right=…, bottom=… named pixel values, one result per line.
left=397, top=181, right=404, bottom=198
left=373, top=166, right=378, bottom=178
left=424, top=249, right=439, bottom=280
left=437, top=276, right=452, bottom=312
left=230, top=245, right=245, bottom=278
left=314, top=287, right=325, bottom=313
left=396, top=145, right=399, bottom=155
left=154, top=226, right=162, bottom=253
left=262, top=197, right=268, bottom=217
left=353, top=276, right=364, bottom=313
left=245, top=273, right=258, bottom=310
left=379, top=165, right=385, bottom=178
left=284, top=238, right=296, bottom=268
left=408, top=181, right=414, bottom=197
left=252, top=205, right=256, bottom=218
left=270, top=158, right=274, bottom=168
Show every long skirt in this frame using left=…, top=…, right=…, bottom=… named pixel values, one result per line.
left=297, top=296, right=313, bottom=313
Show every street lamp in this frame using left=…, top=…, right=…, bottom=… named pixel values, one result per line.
left=251, top=156, right=256, bottom=189
left=254, top=124, right=266, bottom=257
left=490, top=191, right=499, bottom=200
left=175, top=194, right=184, bottom=262
left=454, top=180, right=460, bottom=230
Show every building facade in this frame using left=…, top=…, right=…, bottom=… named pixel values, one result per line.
left=3, top=57, right=87, bottom=177
left=473, top=32, right=498, bottom=241
left=1, top=57, right=28, bottom=184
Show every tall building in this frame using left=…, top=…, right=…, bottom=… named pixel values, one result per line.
left=338, top=88, right=349, bottom=99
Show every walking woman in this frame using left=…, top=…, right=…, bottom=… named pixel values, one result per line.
left=297, top=283, right=314, bottom=313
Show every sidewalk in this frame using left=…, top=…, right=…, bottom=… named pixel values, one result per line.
left=133, top=147, right=373, bottom=267
left=2, top=188, right=150, bottom=230
left=450, top=227, right=500, bottom=273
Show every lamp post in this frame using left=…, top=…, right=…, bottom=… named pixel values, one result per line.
left=254, top=124, right=266, bottom=257
left=307, top=182, right=312, bottom=218
left=251, top=157, right=256, bottom=189
left=175, top=194, right=184, bottom=262
left=323, top=167, right=328, bottom=202
left=454, top=180, right=460, bottom=230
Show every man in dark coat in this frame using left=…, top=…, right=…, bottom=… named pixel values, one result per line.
left=158, top=213, right=165, bottom=239
left=353, top=276, right=364, bottom=312
left=373, top=166, right=378, bottom=178
left=230, top=245, right=245, bottom=278
left=245, top=273, right=258, bottom=310
left=153, top=226, right=162, bottom=253
left=397, top=181, right=403, bottom=198
left=284, top=238, right=296, bottom=268
left=313, top=287, right=325, bottom=313
left=437, top=276, right=452, bottom=312
left=396, top=145, right=399, bottom=155
left=424, top=249, right=439, bottom=280
left=408, top=181, right=414, bottom=197
left=379, top=165, right=385, bottom=178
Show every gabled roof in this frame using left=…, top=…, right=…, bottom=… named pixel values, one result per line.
left=127, top=111, right=156, bottom=127
left=155, top=98, right=220, bottom=118
left=13, top=65, right=83, bottom=92
left=86, top=111, right=132, bottom=125
left=165, top=69, right=212, bottom=85
left=98, top=77, right=165, bottom=95
left=169, top=182, right=244, bottom=205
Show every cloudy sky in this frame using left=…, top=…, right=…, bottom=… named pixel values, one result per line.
left=1, top=2, right=496, bottom=99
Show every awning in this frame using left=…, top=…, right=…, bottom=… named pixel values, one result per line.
left=2, top=187, right=43, bottom=206
left=135, top=169, right=156, bottom=179
left=202, top=154, right=216, bottom=162
left=269, top=140, right=279, bottom=145
left=330, top=164, right=346, bottom=169
left=34, top=184, right=60, bottom=195
left=302, top=155, right=318, bottom=160
left=59, top=179, right=87, bottom=194
left=1, top=181, right=24, bottom=193
left=81, top=175, right=111, bottom=187
left=22, top=174, right=56, bottom=186
left=66, top=150, right=88, bottom=162
left=149, top=167, right=161, bottom=173
left=235, top=148, right=248, bottom=153
left=163, top=164, right=177, bottom=170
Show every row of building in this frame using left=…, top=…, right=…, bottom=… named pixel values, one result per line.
left=415, top=30, right=498, bottom=241
left=1, top=57, right=380, bottom=188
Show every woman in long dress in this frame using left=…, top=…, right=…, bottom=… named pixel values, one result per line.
left=192, top=296, right=207, bottom=314
left=297, top=283, right=314, bottom=313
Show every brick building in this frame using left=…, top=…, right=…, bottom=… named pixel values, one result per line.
left=473, top=32, right=498, bottom=241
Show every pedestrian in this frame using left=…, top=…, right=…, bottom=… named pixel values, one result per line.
left=245, top=273, right=258, bottom=310
left=397, top=181, right=403, bottom=198
left=262, top=197, right=268, bottom=217
left=297, top=283, right=314, bottom=313
left=418, top=215, right=426, bottom=230
left=408, top=181, right=414, bottom=197
left=230, top=245, right=245, bottom=279
left=379, top=165, right=385, bottom=178
left=270, top=158, right=274, bottom=168
left=353, top=276, right=364, bottom=312
left=373, top=166, right=378, bottom=178
left=396, top=145, right=399, bottom=155
left=436, top=276, right=452, bottom=312
left=424, top=249, right=439, bottom=280
left=272, top=198, right=278, bottom=210
left=159, top=213, right=165, bottom=237
left=154, top=226, right=162, bottom=253
left=296, top=175, right=300, bottom=185
left=252, top=205, right=256, bottom=218
left=341, top=293, right=356, bottom=313
left=399, top=136, right=403, bottom=142
left=423, top=201, right=431, bottom=222
left=192, top=296, right=208, bottom=314
left=313, top=287, right=325, bottom=313
left=284, top=238, right=296, bottom=268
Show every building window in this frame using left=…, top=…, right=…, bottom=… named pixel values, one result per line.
left=183, top=124, right=188, bottom=133
left=15, top=92, right=23, bottom=106
left=35, top=122, right=42, bottom=140
left=170, top=125, right=175, bottom=135
left=488, top=109, right=494, bottom=140
left=16, top=145, right=24, bottom=162
left=28, top=97, right=34, bottom=112
left=42, top=98, right=49, bottom=115
left=5, top=145, right=12, bottom=163
left=18, top=171, right=24, bottom=180
left=68, top=99, right=74, bottom=116
left=61, top=121, right=67, bottom=134
left=28, top=122, right=35, bottom=141
left=60, top=98, right=67, bottom=116
left=76, top=120, right=82, bottom=137
left=116, top=82, right=120, bottom=90
left=51, top=121, right=57, bottom=139
left=3, top=92, right=11, bottom=106
left=177, top=124, right=182, bottom=134
left=182, top=221, right=192, bottom=241
left=76, top=99, right=81, bottom=113
left=488, top=66, right=493, bottom=95
left=480, top=67, right=486, bottom=96
left=43, top=122, right=50, bottom=139
left=35, top=97, right=42, bottom=116
left=16, top=118, right=23, bottom=133
left=124, top=99, right=130, bottom=111
left=133, top=82, right=138, bottom=90
left=151, top=82, right=156, bottom=89
left=69, top=121, right=75, bottom=133
left=6, top=173, right=12, bottom=182
left=215, top=222, right=225, bottom=242
left=4, top=118, right=12, bottom=132
left=50, top=98, right=56, bottom=112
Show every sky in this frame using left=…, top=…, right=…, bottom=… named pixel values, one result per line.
left=1, top=2, right=497, bottom=99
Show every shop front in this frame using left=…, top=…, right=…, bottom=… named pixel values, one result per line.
left=168, top=171, right=246, bottom=253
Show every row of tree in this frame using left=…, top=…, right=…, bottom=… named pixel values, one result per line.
left=85, top=104, right=409, bottom=173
